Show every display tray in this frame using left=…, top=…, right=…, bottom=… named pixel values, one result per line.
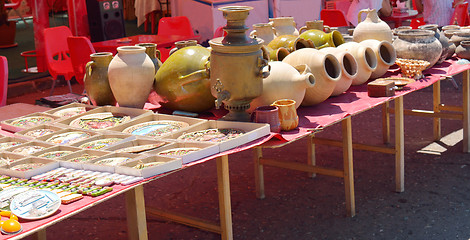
left=57, top=149, right=111, bottom=169
left=10, top=189, right=61, bottom=220
left=152, top=142, right=219, bottom=164
left=107, top=112, right=207, bottom=138
left=14, top=124, right=67, bottom=140
left=7, top=141, right=56, bottom=156
left=0, top=187, right=32, bottom=211
left=82, top=152, right=138, bottom=173
left=35, top=128, right=99, bottom=145
left=0, top=136, right=31, bottom=151
left=1, top=112, right=60, bottom=133
left=71, top=133, right=131, bottom=150
left=0, top=157, right=59, bottom=179
left=0, top=152, right=26, bottom=167
left=104, top=136, right=170, bottom=155
left=115, top=155, right=182, bottom=178
left=164, top=120, right=270, bottom=152
left=44, top=103, right=98, bottom=119
left=32, top=145, right=82, bottom=159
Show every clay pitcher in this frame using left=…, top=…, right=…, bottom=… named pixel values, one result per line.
left=298, top=29, right=345, bottom=49
left=359, top=39, right=396, bottom=79
left=135, top=43, right=162, bottom=76
left=337, top=42, right=378, bottom=85
left=266, top=35, right=314, bottom=60
left=250, top=23, right=277, bottom=45
left=319, top=47, right=357, bottom=96
left=353, top=8, right=393, bottom=43
left=271, top=99, right=299, bottom=131
left=84, top=52, right=116, bottom=106
left=269, top=17, right=299, bottom=36
left=108, top=46, right=155, bottom=109
left=299, top=20, right=331, bottom=34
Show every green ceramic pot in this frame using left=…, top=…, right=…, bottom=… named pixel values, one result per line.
left=298, top=29, right=345, bottom=49
left=155, top=46, right=215, bottom=113
left=266, top=35, right=313, bottom=61
left=84, top=52, right=116, bottom=106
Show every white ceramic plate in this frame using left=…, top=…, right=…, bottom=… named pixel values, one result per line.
left=10, top=189, right=61, bottom=220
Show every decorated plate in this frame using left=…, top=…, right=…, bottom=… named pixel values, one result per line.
left=10, top=116, right=54, bottom=128
left=45, top=131, right=92, bottom=145
left=122, top=120, right=189, bottom=137
left=157, top=147, right=200, bottom=156
left=38, top=151, right=73, bottom=159
left=114, top=142, right=167, bottom=154
left=23, top=129, right=56, bottom=138
left=0, top=142, right=22, bottom=150
left=11, top=146, right=46, bottom=155
left=69, top=112, right=131, bottom=130
left=177, top=128, right=245, bottom=142
left=10, top=189, right=61, bottom=220
left=133, top=161, right=165, bottom=169
left=78, top=138, right=123, bottom=149
left=0, top=187, right=32, bottom=211
left=67, top=154, right=100, bottom=163
left=52, top=107, right=86, bottom=118
left=94, top=157, right=131, bottom=166
left=10, top=162, right=45, bottom=171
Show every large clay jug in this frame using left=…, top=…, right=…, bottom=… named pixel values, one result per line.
left=419, top=24, right=453, bottom=63
left=249, top=61, right=315, bottom=112
left=359, top=39, right=396, bottom=79
left=319, top=47, right=357, bottom=96
left=84, top=52, right=116, bottom=106
left=298, top=29, right=345, bottom=49
left=282, top=48, right=341, bottom=106
left=270, top=17, right=299, bottom=36
left=250, top=23, right=277, bottom=45
left=108, top=46, right=155, bottom=109
left=337, top=42, right=377, bottom=85
left=393, top=29, right=442, bottom=68
left=155, top=46, right=214, bottom=113
left=353, top=9, right=393, bottom=43
left=136, top=43, right=162, bottom=76
left=266, top=35, right=314, bottom=60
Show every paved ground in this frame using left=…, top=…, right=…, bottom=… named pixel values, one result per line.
left=6, top=75, right=470, bottom=240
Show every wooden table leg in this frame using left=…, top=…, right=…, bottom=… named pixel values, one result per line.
left=126, top=185, right=148, bottom=240
left=395, top=96, right=405, bottom=192
left=463, top=70, right=470, bottom=153
left=308, top=133, right=316, bottom=178
left=217, top=155, right=233, bottom=240
left=253, top=147, right=265, bottom=199
left=382, top=102, right=391, bottom=144
left=33, top=229, right=47, bottom=240
left=433, top=80, right=442, bottom=141
left=341, top=117, right=355, bottom=217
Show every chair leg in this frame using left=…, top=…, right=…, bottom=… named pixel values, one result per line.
left=50, top=78, right=57, bottom=96
left=67, top=80, right=73, bottom=94
left=13, top=9, right=28, bottom=27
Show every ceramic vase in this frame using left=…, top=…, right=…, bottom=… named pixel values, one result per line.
left=353, top=8, right=393, bottom=43
left=169, top=40, right=199, bottom=55
left=359, top=39, right=396, bottom=79
left=84, top=52, right=116, bottom=106
left=269, top=17, right=299, bottom=36
left=450, top=30, right=470, bottom=47
left=282, top=48, right=341, bottom=106
left=419, top=24, right=453, bottom=64
left=393, top=29, right=442, bottom=68
left=337, top=42, right=377, bottom=85
left=250, top=23, right=277, bottom=45
left=155, top=46, right=214, bottom=113
left=299, top=20, right=331, bottom=34
left=456, top=40, right=470, bottom=60
left=319, top=47, right=357, bottom=96
left=298, top=29, right=345, bottom=49
left=135, top=43, right=162, bottom=76
left=249, top=61, right=315, bottom=112
left=266, top=35, right=314, bottom=61
left=108, top=46, right=155, bottom=109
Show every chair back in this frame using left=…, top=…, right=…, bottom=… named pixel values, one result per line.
left=0, top=56, right=7, bottom=107
left=450, top=2, right=470, bottom=26
left=43, top=26, right=75, bottom=80
left=320, top=9, right=349, bottom=27
left=158, top=16, right=195, bottom=37
left=4, top=0, right=21, bottom=10
left=213, top=26, right=227, bottom=38
left=67, top=36, right=96, bottom=85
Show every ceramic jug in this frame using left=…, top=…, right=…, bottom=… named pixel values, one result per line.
left=108, top=46, right=155, bottom=109
left=298, top=29, right=345, bottom=49
left=84, top=52, right=116, bottom=106
left=319, top=47, right=357, bottom=96
left=450, top=30, right=470, bottom=47
left=250, top=23, right=277, bottom=45
left=393, top=29, right=442, bottom=68
left=299, top=20, right=331, bottom=34
left=271, top=99, right=299, bottom=131
left=266, top=35, right=314, bottom=60
left=135, top=43, right=162, bottom=76
left=269, top=17, right=299, bottom=36
left=249, top=61, right=315, bottom=112
left=359, top=39, right=396, bottom=79
left=419, top=24, right=453, bottom=63
left=169, top=40, right=199, bottom=56
left=337, top=42, right=377, bottom=85
left=353, top=8, right=393, bottom=43
left=456, top=40, right=470, bottom=59
left=282, top=48, right=341, bottom=106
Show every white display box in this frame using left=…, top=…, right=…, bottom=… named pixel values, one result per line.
left=164, top=120, right=270, bottom=152
left=71, top=132, right=132, bottom=150
left=32, top=145, right=82, bottom=159
left=44, top=103, right=98, bottom=119
left=35, top=128, right=100, bottom=145
left=115, top=155, right=182, bottom=178
left=0, top=136, right=31, bottom=151
left=82, top=152, right=138, bottom=173
left=0, top=158, right=60, bottom=179
left=152, top=142, right=219, bottom=164
left=1, top=112, right=60, bottom=133
left=7, top=141, right=56, bottom=156
left=14, top=124, right=67, bottom=140
left=57, top=149, right=112, bottom=169
left=104, top=136, right=171, bottom=155
left=0, top=152, right=26, bottom=167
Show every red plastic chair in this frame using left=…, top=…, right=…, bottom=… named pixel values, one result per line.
left=213, top=26, right=227, bottom=38
left=0, top=56, right=7, bottom=107
left=320, top=9, right=349, bottom=27
left=450, top=2, right=470, bottom=26
left=43, top=26, right=75, bottom=95
left=157, top=16, right=196, bottom=37
left=5, top=0, right=28, bottom=26
left=67, top=36, right=96, bottom=85
left=410, top=0, right=424, bottom=29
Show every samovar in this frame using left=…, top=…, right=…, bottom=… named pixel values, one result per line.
left=209, top=6, right=270, bottom=122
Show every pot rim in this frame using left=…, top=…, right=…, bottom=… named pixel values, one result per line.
left=397, top=29, right=435, bottom=38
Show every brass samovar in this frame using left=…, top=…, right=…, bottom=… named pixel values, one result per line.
left=209, top=6, right=270, bottom=122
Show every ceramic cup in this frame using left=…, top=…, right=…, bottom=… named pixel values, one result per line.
left=271, top=99, right=299, bottom=131
left=299, top=20, right=331, bottom=34
left=252, top=105, right=281, bottom=133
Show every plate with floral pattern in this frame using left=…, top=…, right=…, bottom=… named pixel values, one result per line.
left=78, top=138, right=123, bottom=149
left=133, top=161, right=165, bottom=169
left=45, top=131, right=92, bottom=145
left=23, top=129, right=56, bottom=138
left=10, top=116, right=54, bottom=128
left=12, top=146, right=46, bottom=155
left=176, top=128, right=245, bottom=142
left=122, top=120, right=189, bottom=137
left=38, top=151, right=73, bottom=159
left=114, top=142, right=167, bottom=154
left=69, top=113, right=131, bottom=130
left=10, top=162, right=45, bottom=171
left=0, top=142, right=22, bottom=150
left=67, top=154, right=100, bottom=163
left=94, top=157, right=131, bottom=166
left=157, top=147, right=200, bottom=156
left=52, top=107, right=86, bottom=118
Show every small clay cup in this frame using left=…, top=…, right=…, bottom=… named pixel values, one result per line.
left=252, top=105, right=281, bottom=133
left=271, top=99, right=299, bottom=131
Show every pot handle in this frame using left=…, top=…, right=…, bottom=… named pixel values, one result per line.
left=249, top=30, right=257, bottom=38
left=258, top=55, right=270, bottom=78
left=156, top=49, right=161, bottom=60
left=179, top=69, right=210, bottom=87
left=299, top=26, right=308, bottom=34
left=85, top=61, right=94, bottom=82
left=358, top=9, right=370, bottom=24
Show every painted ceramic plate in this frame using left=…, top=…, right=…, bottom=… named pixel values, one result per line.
left=94, top=157, right=131, bottom=166
left=12, top=146, right=46, bottom=155
left=10, top=189, right=61, bottom=220
left=23, top=129, right=56, bottom=138
left=0, top=187, right=32, bottom=211
left=38, top=150, right=73, bottom=159
left=157, top=147, right=200, bottom=156
left=69, top=112, right=131, bottom=130
left=0, top=142, right=22, bottom=150
left=133, top=161, right=165, bottom=169
left=67, top=154, right=99, bottom=163
left=10, top=162, right=45, bottom=171
left=177, top=128, right=245, bottom=142
left=45, top=131, right=92, bottom=145
left=114, top=142, right=167, bottom=154
left=10, top=116, right=54, bottom=128
left=122, top=120, right=189, bottom=137
left=52, top=107, right=86, bottom=118
left=78, top=138, right=123, bottom=149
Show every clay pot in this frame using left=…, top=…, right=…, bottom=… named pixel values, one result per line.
left=450, top=30, right=470, bottom=47
left=419, top=24, right=452, bottom=64
left=269, top=17, right=299, bottom=36
left=299, top=20, right=331, bottom=34
left=337, top=42, right=377, bottom=85
left=84, top=52, right=116, bottom=106
left=169, top=40, right=199, bottom=55
left=442, top=25, right=460, bottom=31
left=393, top=29, right=442, bottom=68
left=282, top=48, right=341, bottom=106
left=456, top=40, right=470, bottom=60
left=353, top=8, right=393, bottom=43
left=252, top=105, right=281, bottom=133
left=266, top=35, right=314, bottom=60
left=359, top=39, right=396, bottom=79
left=319, top=47, right=357, bottom=96
left=271, top=99, right=299, bottom=131
left=444, top=29, right=460, bottom=39
left=155, top=46, right=214, bottom=113
left=135, top=43, right=162, bottom=76
left=108, top=46, right=155, bottom=109
left=393, top=26, right=412, bottom=36
left=249, top=61, right=315, bottom=112
left=298, top=29, right=345, bottom=49
left=250, top=23, right=277, bottom=45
